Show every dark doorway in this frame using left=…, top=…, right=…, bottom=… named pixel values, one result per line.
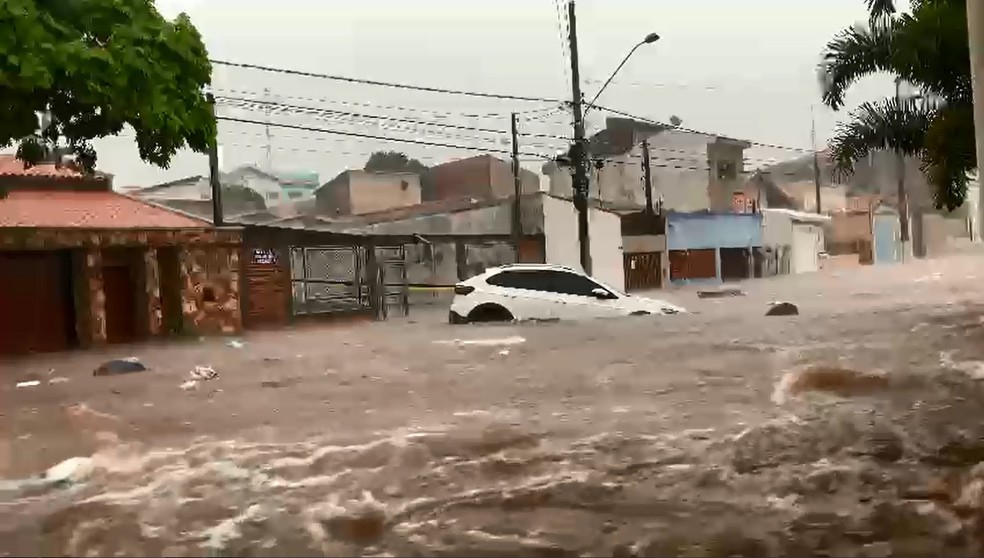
left=157, top=247, right=184, bottom=335
left=719, top=248, right=751, bottom=282
left=0, top=250, right=77, bottom=355
left=102, top=262, right=138, bottom=344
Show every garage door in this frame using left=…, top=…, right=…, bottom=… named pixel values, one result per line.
left=0, top=251, right=75, bottom=355
left=668, top=249, right=717, bottom=281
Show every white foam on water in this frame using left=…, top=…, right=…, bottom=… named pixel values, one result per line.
left=433, top=336, right=526, bottom=347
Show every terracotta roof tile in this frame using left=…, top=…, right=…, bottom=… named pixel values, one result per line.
left=0, top=190, right=212, bottom=229
left=0, top=154, right=99, bottom=181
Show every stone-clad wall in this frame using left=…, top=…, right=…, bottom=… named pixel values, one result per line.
left=4, top=227, right=245, bottom=347
left=179, top=246, right=242, bottom=335
left=144, top=249, right=162, bottom=336
left=84, top=249, right=107, bottom=344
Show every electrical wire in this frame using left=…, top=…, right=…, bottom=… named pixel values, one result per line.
left=215, top=94, right=573, bottom=141
left=212, top=87, right=529, bottom=120
left=215, top=116, right=552, bottom=158
left=592, top=104, right=814, bottom=153
left=217, top=140, right=737, bottom=173
left=211, top=60, right=814, bottom=154
left=216, top=96, right=749, bottom=161
left=210, top=59, right=563, bottom=103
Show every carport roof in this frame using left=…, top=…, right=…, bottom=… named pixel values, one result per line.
left=0, top=190, right=212, bottom=229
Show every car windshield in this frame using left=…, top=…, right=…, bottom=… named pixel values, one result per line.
left=588, top=275, right=627, bottom=298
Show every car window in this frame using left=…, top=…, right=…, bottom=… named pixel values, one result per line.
left=486, top=270, right=551, bottom=292
left=547, top=271, right=609, bottom=297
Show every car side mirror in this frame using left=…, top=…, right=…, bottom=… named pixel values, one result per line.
left=591, top=287, right=612, bottom=299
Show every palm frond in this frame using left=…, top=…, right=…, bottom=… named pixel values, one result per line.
left=866, top=0, right=896, bottom=20
left=921, top=103, right=975, bottom=210
left=821, top=0, right=969, bottom=111
left=892, top=0, right=971, bottom=103
left=820, top=21, right=897, bottom=111
left=827, top=97, right=933, bottom=179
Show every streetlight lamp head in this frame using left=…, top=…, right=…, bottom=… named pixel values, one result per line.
left=643, top=32, right=661, bottom=44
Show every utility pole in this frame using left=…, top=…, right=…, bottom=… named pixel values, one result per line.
left=206, top=93, right=224, bottom=227
left=811, top=105, right=822, bottom=215
left=567, top=0, right=592, bottom=274
left=511, top=112, right=523, bottom=256
left=642, top=137, right=654, bottom=214
left=895, top=79, right=911, bottom=260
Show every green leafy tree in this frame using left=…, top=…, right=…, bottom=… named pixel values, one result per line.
left=0, top=0, right=215, bottom=173
left=364, top=150, right=435, bottom=200
left=820, top=0, right=973, bottom=210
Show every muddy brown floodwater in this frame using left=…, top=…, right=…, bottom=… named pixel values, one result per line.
left=5, top=252, right=984, bottom=556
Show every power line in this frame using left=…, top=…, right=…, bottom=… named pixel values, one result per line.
left=212, top=87, right=529, bottom=120
left=584, top=78, right=720, bottom=92
left=210, top=59, right=563, bottom=104
left=211, top=61, right=813, bottom=154
left=592, top=104, right=813, bottom=153
left=218, top=140, right=751, bottom=173
left=217, top=95, right=744, bottom=160
left=217, top=102, right=570, bottom=153
left=215, top=94, right=573, bottom=141
left=216, top=115, right=552, bottom=159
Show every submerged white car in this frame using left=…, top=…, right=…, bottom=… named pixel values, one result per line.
left=449, top=263, right=687, bottom=324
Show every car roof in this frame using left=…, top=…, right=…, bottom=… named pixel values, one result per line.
left=483, top=263, right=580, bottom=274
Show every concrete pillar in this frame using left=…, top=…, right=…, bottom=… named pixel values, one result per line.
left=968, top=0, right=984, bottom=241
left=714, top=248, right=723, bottom=282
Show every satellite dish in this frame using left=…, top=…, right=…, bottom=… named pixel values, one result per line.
left=669, top=115, right=682, bottom=127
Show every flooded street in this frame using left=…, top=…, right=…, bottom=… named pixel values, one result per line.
left=5, top=253, right=984, bottom=556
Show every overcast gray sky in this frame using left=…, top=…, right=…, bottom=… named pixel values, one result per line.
left=95, top=0, right=900, bottom=187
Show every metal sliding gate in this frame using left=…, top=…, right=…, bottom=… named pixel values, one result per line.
left=289, top=244, right=408, bottom=317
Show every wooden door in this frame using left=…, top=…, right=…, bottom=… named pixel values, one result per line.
left=688, top=249, right=717, bottom=279
left=623, top=252, right=661, bottom=291
left=243, top=246, right=290, bottom=329
left=102, top=264, right=138, bottom=344
left=516, top=238, right=544, bottom=264
left=0, top=251, right=74, bottom=355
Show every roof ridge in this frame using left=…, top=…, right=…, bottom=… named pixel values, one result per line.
left=114, top=191, right=214, bottom=227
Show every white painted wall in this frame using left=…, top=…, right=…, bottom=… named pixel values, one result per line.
left=541, top=196, right=625, bottom=291
left=761, top=209, right=793, bottom=247
left=240, top=172, right=286, bottom=205
left=589, top=207, right=625, bottom=292
left=542, top=195, right=582, bottom=273
left=791, top=223, right=823, bottom=273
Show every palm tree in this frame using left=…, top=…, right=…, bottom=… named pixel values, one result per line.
left=820, top=0, right=973, bottom=210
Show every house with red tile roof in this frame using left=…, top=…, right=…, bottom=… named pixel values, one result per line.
left=0, top=155, right=243, bottom=356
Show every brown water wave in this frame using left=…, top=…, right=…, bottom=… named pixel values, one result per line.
left=9, top=366, right=984, bottom=557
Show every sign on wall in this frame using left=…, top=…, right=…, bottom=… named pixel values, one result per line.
left=251, top=248, right=277, bottom=265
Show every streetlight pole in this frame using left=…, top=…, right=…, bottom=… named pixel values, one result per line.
left=565, top=0, right=659, bottom=274
left=566, top=0, right=591, bottom=274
